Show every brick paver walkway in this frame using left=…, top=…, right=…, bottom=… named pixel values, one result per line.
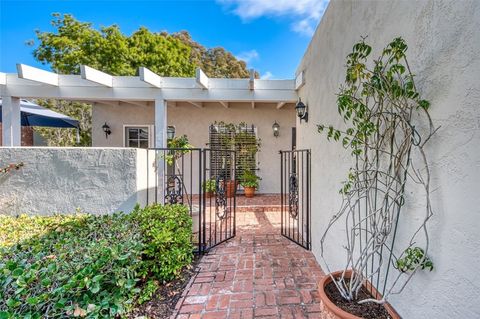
left=174, top=208, right=325, bottom=318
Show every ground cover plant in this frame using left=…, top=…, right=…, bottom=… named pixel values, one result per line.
left=0, top=204, right=193, bottom=318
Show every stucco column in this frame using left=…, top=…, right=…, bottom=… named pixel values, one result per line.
left=154, top=99, right=167, bottom=204
left=2, top=96, right=21, bottom=146
left=154, top=99, right=167, bottom=148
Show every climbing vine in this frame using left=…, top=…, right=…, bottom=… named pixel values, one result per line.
left=318, top=37, right=438, bottom=304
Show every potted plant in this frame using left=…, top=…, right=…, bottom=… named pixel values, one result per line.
left=240, top=170, right=261, bottom=198
left=202, top=178, right=216, bottom=198
left=316, top=38, right=437, bottom=319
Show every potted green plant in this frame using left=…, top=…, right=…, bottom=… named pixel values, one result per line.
left=316, top=38, right=437, bottom=319
left=240, top=171, right=261, bottom=198
left=202, top=178, right=216, bottom=198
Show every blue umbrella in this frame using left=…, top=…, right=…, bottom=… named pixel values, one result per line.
left=0, top=99, right=79, bottom=128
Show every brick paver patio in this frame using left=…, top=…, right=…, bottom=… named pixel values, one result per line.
left=173, top=206, right=325, bottom=318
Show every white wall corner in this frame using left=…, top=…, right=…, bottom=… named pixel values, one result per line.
left=135, top=148, right=148, bottom=207
left=295, top=70, right=305, bottom=90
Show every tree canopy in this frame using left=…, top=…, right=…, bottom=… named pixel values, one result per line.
left=31, top=13, right=252, bottom=78
left=29, top=13, right=255, bottom=146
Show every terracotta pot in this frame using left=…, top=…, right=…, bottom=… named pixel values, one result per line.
left=226, top=180, right=236, bottom=198
left=244, top=186, right=256, bottom=198
left=205, top=191, right=213, bottom=198
left=318, top=270, right=400, bottom=319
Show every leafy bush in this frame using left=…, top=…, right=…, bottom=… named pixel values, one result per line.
left=0, top=214, right=143, bottom=318
left=203, top=179, right=216, bottom=193
left=131, top=204, right=193, bottom=282
left=240, top=170, right=261, bottom=189
left=0, top=204, right=193, bottom=318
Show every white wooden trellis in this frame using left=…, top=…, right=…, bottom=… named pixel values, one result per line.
left=1, top=64, right=305, bottom=147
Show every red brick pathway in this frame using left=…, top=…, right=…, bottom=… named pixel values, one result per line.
left=173, top=209, right=325, bottom=318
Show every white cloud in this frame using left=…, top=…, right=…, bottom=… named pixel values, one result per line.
left=236, top=49, right=259, bottom=64
left=260, top=71, right=274, bottom=80
left=218, top=0, right=329, bottom=37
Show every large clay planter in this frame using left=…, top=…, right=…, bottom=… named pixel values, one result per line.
left=244, top=186, right=256, bottom=198
left=226, top=180, right=236, bottom=198
left=318, top=270, right=400, bottom=319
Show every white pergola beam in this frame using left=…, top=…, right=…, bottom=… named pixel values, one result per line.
left=2, top=73, right=298, bottom=102
left=80, top=65, right=113, bottom=87
left=276, top=102, right=286, bottom=109
left=17, top=64, right=58, bottom=86
left=188, top=101, right=204, bottom=108
left=219, top=101, right=229, bottom=108
left=0, top=72, right=6, bottom=85
left=195, top=68, right=209, bottom=89
left=249, top=69, right=255, bottom=90
left=139, top=67, right=162, bottom=88
left=155, top=99, right=167, bottom=148
left=1, top=96, right=21, bottom=146
left=295, top=70, right=305, bottom=90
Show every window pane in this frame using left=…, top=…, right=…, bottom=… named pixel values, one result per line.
left=127, top=139, right=138, bottom=148
left=139, top=128, right=149, bottom=139
left=125, top=126, right=150, bottom=148
left=128, top=128, right=139, bottom=139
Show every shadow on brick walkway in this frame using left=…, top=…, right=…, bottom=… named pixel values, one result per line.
left=173, top=209, right=325, bottom=319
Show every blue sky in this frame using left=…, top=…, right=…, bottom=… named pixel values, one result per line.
left=0, top=0, right=329, bottom=79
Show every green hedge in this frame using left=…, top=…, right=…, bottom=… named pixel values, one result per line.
left=0, top=204, right=193, bottom=318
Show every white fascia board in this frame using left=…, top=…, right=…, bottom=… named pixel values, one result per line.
left=16, top=64, right=59, bottom=86
left=196, top=68, right=209, bottom=89
left=139, top=67, right=162, bottom=88
left=295, top=70, right=305, bottom=90
left=80, top=65, right=113, bottom=87
left=0, top=72, right=6, bottom=85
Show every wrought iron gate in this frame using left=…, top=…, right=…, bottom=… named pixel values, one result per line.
left=146, top=148, right=236, bottom=253
left=280, top=149, right=311, bottom=250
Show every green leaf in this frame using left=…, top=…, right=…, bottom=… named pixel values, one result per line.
left=90, top=282, right=100, bottom=294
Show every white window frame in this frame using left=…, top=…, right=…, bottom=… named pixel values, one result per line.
left=123, top=124, right=155, bottom=148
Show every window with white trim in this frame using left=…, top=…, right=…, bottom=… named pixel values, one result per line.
left=124, top=126, right=151, bottom=148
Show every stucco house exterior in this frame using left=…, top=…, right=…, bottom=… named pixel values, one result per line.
left=91, top=100, right=296, bottom=194
left=1, top=1, right=479, bottom=318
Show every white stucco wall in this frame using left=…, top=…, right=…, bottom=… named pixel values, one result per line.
left=92, top=102, right=296, bottom=193
left=296, top=1, right=480, bottom=318
left=0, top=147, right=153, bottom=215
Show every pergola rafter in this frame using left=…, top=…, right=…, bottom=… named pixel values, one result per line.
left=1, top=63, right=302, bottom=147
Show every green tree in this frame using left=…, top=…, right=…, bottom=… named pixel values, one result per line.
left=34, top=100, right=91, bottom=146
left=29, top=13, right=253, bottom=146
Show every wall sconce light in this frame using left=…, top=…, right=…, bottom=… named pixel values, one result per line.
left=272, top=121, right=280, bottom=137
left=167, top=126, right=176, bottom=140
left=102, top=122, right=111, bottom=138
left=295, top=98, right=308, bottom=123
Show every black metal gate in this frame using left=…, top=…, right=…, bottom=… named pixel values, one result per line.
left=146, top=148, right=236, bottom=253
left=280, top=149, right=311, bottom=250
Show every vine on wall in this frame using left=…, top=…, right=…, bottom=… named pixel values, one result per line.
left=318, top=37, right=439, bottom=304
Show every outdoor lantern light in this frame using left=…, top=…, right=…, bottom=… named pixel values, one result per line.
left=102, top=122, right=111, bottom=138
left=295, top=98, right=308, bottom=123
left=167, top=126, right=176, bottom=140
left=272, top=121, right=280, bottom=137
